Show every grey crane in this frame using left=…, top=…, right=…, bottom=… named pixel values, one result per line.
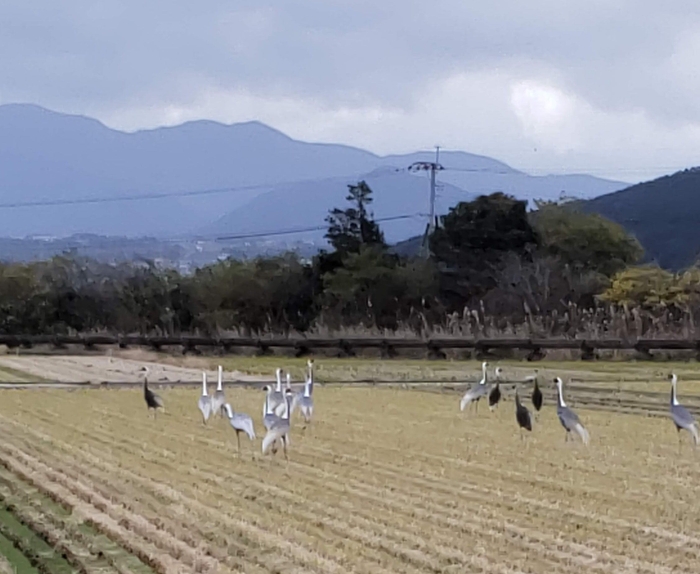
left=488, top=366, right=503, bottom=411
left=211, top=365, right=226, bottom=418
left=197, top=371, right=212, bottom=425
left=223, top=403, right=256, bottom=455
left=669, top=373, right=699, bottom=448
left=554, top=377, right=589, bottom=445
left=514, top=387, right=533, bottom=439
left=460, top=361, right=489, bottom=412
left=262, top=389, right=294, bottom=460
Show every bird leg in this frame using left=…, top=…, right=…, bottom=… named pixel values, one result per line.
left=283, top=436, right=288, bottom=461
left=236, top=432, right=241, bottom=456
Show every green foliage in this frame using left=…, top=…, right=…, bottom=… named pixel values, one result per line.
left=0, top=188, right=677, bottom=336
left=532, top=201, right=642, bottom=277
left=429, top=193, right=539, bottom=303
left=321, top=247, right=438, bottom=329
left=325, top=181, right=386, bottom=257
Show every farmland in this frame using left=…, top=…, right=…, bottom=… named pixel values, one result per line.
left=0, top=356, right=698, bottom=572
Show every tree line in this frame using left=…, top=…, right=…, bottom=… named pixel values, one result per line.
left=0, top=181, right=693, bottom=338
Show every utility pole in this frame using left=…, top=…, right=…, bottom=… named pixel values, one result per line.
left=409, top=146, right=443, bottom=258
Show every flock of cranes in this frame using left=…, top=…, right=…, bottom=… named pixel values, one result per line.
left=459, top=361, right=699, bottom=447
left=142, top=360, right=316, bottom=459
left=143, top=358, right=700, bottom=455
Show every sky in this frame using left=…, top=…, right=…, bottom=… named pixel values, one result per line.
left=2, top=1, right=700, bottom=183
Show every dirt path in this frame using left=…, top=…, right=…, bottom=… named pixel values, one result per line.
left=0, top=354, right=269, bottom=385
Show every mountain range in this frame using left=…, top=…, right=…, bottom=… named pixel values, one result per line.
left=586, top=168, right=700, bottom=270
left=0, top=104, right=626, bottom=242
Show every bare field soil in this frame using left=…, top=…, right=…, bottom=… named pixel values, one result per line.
left=0, top=353, right=269, bottom=385
left=2, top=353, right=700, bottom=418
left=0, top=382, right=699, bottom=572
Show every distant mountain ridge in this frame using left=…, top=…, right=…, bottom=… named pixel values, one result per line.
left=0, top=103, right=626, bottom=240
left=585, top=168, right=700, bottom=270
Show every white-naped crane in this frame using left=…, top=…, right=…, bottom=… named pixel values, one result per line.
left=262, top=389, right=294, bottom=460
left=514, top=386, right=533, bottom=439
left=223, top=403, right=256, bottom=456
left=669, top=373, right=699, bottom=449
left=554, top=377, right=589, bottom=445
left=488, top=366, right=503, bottom=411
left=211, top=365, right=226, bottom=417
left=262, top=385, right=282, bottom=431
left=269, top=368, right=286, bottom=416
left=297, top=369, right=314, bottom=426
left=197, top=371, right=212, bottom=425
left=286, top=372, right=302, bottom=415
left=460, top=361, right=489, bottom=412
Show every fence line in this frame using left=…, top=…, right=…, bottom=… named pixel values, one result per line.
left=1, top=334, right=699, bottom=359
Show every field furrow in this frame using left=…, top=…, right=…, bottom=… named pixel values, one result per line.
left=0, top=369, right=697, bottom=573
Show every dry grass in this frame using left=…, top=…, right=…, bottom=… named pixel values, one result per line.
left=0, top=374, right=698, bottom=573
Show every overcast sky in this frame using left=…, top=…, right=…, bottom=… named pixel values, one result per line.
left=2, top=1, right=700, bottom=182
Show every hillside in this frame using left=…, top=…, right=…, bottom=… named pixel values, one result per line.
left=586, top=168, right=700, bottom=270
left=0, top=103, right=626, bottom=240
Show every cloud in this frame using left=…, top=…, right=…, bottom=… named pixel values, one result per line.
left=2, top=1, right=700, bottom=181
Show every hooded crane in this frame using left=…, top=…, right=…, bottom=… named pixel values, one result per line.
left=669, top=373, right=699, bottom=448
left=460, top=361, right=489, bottom=412
left=530, top=370, right=543, bottom=413
left=514, top=387, right=533, bottom=439
left=143, top=371, right=164, bottom=418
left=211, top=365, right=226, bottom=417
left=262, top=389, right=294, bottom=460
left=489, top=366, right=503, bottom=411
left=198, top=371, right=212, bottom=425
left=223, top=403, right=256, bottom=455
left=554, top=377, right=589, bottom=445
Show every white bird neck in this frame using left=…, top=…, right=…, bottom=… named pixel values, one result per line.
left=224, top=404, right=233, bottom=418
left=216, top=366, right=223, bottom=391
left=282, top=395, right=291, bottom=420
left=275, top=370, right=282, bottom=392
left=556, top=381, right=566, bottom=407
left=303, top=377, right=311, bottom=397
left=286, top=374, right=291, bottom=389
left=479, top=363, right=488, bottom=385
left=671, top=375, right=680, bottom=406
left=201, top=374, right=208, bottom=396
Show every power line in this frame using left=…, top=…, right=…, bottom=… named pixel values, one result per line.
left=0, top=162, right=689, bottom=211
left=213, top=213, right=423, bottom=242
left=0, top=182, right=280, bottom=209
left=0, top=212, right=426, bottom=255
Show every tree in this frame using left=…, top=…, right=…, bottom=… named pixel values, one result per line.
left=429, top=193, right=539, bottom=303
left=599, top=265, right=680, bottom=307
left=532, top=201, right=642, bottom=277
left=325, top=181, right=386, bottom=257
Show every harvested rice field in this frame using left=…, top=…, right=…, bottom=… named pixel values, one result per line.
left=0, top=356, right=699, bottom=573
